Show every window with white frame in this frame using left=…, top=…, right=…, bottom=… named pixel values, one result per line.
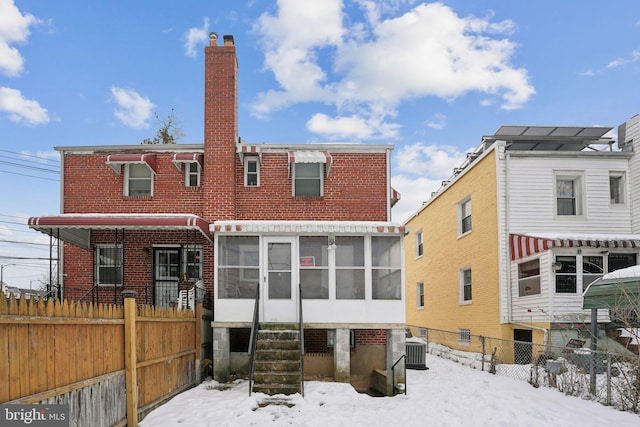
left=185, top=162, right=200, bottom=187
left=609, top=172, right=625, bottom=205
left=458, top=197, right=472, bottom=235
left=293, top=163, right=323, bottom=196
left=415, top=230, right=424, bottom=257
left=125, top=163, right=153, bottom=196
left=96, top=245, right=123, bottom=286
left=583, top=255, right=603, bottom=288
left=217, top=236, right=259, bottom=299
left=417, top=281, right=424, bottom=308
left=300, top=236, right=329, bottom=299
left=555, top=255, right=577, bottom=293
left=518, top=259, right=541, bottom=296
left=458, top=328, right=471, bottom=345
left=556, top=173, right=583, bottom=216
left=245, top=157, right=259, bottom=187
left=608, top=253, right=637, bottom=272
left=460, top=268, right=472, bottom=303
left=336, top=236, right=365, bottom=299
left=371, top=236, right=402, bottom=300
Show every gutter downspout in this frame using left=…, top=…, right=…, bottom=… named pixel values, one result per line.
left=386, top=148, right=392, bottom=221
left=503, top=149, right=549, bottom=350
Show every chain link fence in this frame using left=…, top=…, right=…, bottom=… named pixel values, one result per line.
left=407, top=325, right=640, bottom=414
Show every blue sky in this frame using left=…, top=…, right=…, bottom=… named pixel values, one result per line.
left=1, top=0, right=639, bottom=290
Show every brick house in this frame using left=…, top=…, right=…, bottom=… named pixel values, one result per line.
left=28, top=34, right=406, bottom=394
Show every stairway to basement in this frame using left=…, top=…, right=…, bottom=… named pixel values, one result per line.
left=252, top=323, right=302, bottom=395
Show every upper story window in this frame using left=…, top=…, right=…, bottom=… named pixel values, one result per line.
left=245, top=157, right=260, bottom=187
left=186, top=162, right=200, bottom=187
left=518, top=259, right=541, bottom=296
left=415, top=230, right=424, bottom=258
left=460, top=267, right=472, bottom=303
left=458, top=197, right=472, bottom=236
left=96, top=245, right=123, bottom=286
left=555, top=173, right=583, bottom=216
left=294, top=163, right=323, bottom=196
left=125, top=163, right=153, bottom=196
left=609, top=172, right=625, bottom=205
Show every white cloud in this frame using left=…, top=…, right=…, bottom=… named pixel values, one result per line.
left=184, top=17, right=210, bottom=58
left=607, top=50, right=640, bottom=69
left=425, top=113, right=446, bottom=130
left=390, top=174, right=441, bottom=223
left=0, top=87, right=49, bottom=125
left=0, top=0, right=40, bottom=77
left=394, top=141, right=467, bottom=178
left=110, top=86, right=155, bottom=129
left=252, top=1, right=534, bottom=139
left=307, top=112, right=401, bottom=139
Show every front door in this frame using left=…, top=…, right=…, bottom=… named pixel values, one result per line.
left=262, top=237, right=297, bottom=322
left=154, top=248, right=180, bottom=307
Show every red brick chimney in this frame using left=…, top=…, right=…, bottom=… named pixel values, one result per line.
left=203, top=32, right=238, bottom=220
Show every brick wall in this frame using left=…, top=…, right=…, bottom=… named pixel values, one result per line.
left=354, top=329, right=386, bottom=345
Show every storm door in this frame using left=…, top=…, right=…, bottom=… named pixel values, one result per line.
left=154, top=248, right=181, bottom=307
left=262, top=237, right=297, bottom=322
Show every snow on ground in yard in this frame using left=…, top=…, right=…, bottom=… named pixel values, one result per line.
left=140, top=354, right=639, bottom=427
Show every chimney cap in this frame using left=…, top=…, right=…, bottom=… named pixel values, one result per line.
left=209, top=32, right=218, bottom=46
left=223, top=35, right=234, bottom=46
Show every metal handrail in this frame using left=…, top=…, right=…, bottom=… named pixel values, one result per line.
left=248, top=283, right=260, bottom=396
left=298, top=282, right=305, bottom=397
left=391, top=354, right=406, bottom=396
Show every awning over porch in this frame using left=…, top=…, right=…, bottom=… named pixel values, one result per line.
left=171, top=153, right=203, bottom=171
left=28, top=214, right=213, bottom=249
left=510, top=233, right=640, bottom=260
left=106, top=153, right=157, bottom=175
left=288, top=150, right=333, bottom=177
left=212, top=220, right=407, bottom=234
left=583, top=265, right=640, bottom=309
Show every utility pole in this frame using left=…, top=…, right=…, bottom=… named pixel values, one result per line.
left=1, top=264, right=15, bottom=289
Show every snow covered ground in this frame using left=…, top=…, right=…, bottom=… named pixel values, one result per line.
left=140, top=354, right=639, bottom=426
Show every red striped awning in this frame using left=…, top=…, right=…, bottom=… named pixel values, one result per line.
left=288, top=150, right=333, bottom=177
left=391, top=187, right=401, bottom=207
left=236, top=144, right=262, bottom=164
left=106, top=154, right=157, bottom=175
left=172, top=153, right=203, bottom=171
left=510, top=233, right=640, bottom=260
left=28, top=214, right=212, bottom=249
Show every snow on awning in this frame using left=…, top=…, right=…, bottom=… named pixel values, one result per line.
left=288, top=151, right=332, bottom=177
left=172, top=153, right=203, bottom=171
left=583, top=264, right=640, bottom=309
left=510, top=233, right=640, bottom=261
left=212, top=220, right=407, bottom=235
left=28, top=214, right=212, bottom=249
left=106, top=154, right=157, bottom=175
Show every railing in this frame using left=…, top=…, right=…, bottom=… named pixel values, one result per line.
left=391, top=354, right=406, bottom=396
left=248, top=283, right=260, bottom=396
left=299, top=282, right=305, bottom=397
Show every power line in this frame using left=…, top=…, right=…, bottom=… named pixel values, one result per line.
left=0, top=159, right=59, bottom=174
left=0, top=149, right=59, bottom=164
left=0, top=239, right=56, bottom=246
left=0, top=169, right=59, bottom=181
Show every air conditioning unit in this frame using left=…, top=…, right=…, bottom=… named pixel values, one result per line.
left=405, top=341, right=428, bottom=370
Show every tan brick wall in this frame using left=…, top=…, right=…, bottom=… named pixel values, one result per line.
left=405, top=149, right=506, bottom=340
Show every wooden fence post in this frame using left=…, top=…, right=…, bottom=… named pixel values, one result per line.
left=124, top=295, right=138, bottom=427
left=195, top=304, right=202, bottom=384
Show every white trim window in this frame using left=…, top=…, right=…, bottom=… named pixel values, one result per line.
left=371, top=236, right=402, bottom=300
left=96, top=245, right=123, bottom=286
left=555, top=173, right=583, bottom=216
left=458, top=197, right=472, bottom=236
left=555, top=255, right=577, bottom=293
left=125, top=163, right=153, bottom=196
left=245, top=157, right=260, bottom=187
left=459, top=267, right=472, bottom=303
left=609, top=172, right=625, bottom=205
left=335, top=236, right=365, bottom=300
left=458, top=328, right=471, bottom=345
left=185, top=162, right=200, bottom=187
left=300, top=236, right=329, bottom=299
left=417, top=281, right=424, bottom=309
left=518, top=259, right=541, bottom=297
left=415, top=230, right=424, bottom=258
left=293, top=163, right=323, bottom=196
left=218, top=236, right=259, bottom=299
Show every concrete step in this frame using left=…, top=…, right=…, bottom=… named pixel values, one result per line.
left=252, top=383, right=301, bottom=396
left=256, top=339, right=300, bottom=351
left=253, top=371, right=301, bottom=384
left=253, top=359, right=301, bottom=372
left=257, top=330, right=300, bottom=341
left=255, top=349, right=300, bottom=361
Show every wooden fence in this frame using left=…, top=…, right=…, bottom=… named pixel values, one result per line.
left=0, top=294, right=210, bottom=426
